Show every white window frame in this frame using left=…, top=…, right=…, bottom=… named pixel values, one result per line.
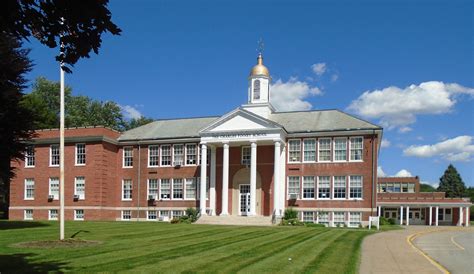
left=302, top=138, right=316, bottom=163
left=75, top=143, right=86, bottom=166
left=333, top=211, right=345, bottom=226
left=147, top=178, right=158, bottom=199
left=74, top=209, right=84, bottom=221
left=333, top=176, right=347, bottom=200
left=24, top=178, right=35, bottom=200
left=122, top=179, right=133, bottom=201
left=349, top=212, right=362, bottom=228
left=148, top=145, right=160, bottom=167
left=288, top=139, right=301, bottom=163
left=121, top=210, right=131, bottom=221
left=24, top=209, right=33, bottom=220
left=287, top=176, right=300, bottom=199
left=160, top=145, right=172, bottom=166
left=349, top=175, right=363, bottom=200
left=302, top=176, right=315, bottom=200
left=172, top=178, right=184, bottom=200
left=349, top=137, right=364, bottom=162
left=49, top=209, right=58, bottom=220
left=122, top=146, right=133, bottom=168
left=317, top=176, right=331, bottom=200
left=302, top=211, right=315, bottom=222
left=241, top=146, right=251, bottom=165
left=160, top=178, right=171, bottom=200
left=74, top=176, right=86, bottom=200
left=173, top=144, right=184, bottom=166
left=50, top=144, right=60, bottom=167
left=25, top=145, right=35, bottom=168
left=318, top=138, right=332, bottom=162
left=185, top=178, right=197, bottom=200
left=333, top=138, right=348, bottom=162
left=147, top=210, right=158, bottom=221
left=185, top=144, right=197, bottom=166
left=49, top=177, right=59, bottom=200
left=317, top=211, right=329, bottom=226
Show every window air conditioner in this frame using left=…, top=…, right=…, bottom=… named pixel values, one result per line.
left=73, top=194, right=80, bottom=200
left=289, top=193, right=298, bottom=200
left=173, top=161, right=183, bottom=167
left=148, top=194, right=156, bottom=201
left=48, top=195, right=55, bottom=200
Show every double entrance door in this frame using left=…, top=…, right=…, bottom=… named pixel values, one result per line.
left=239, top=184, right=251, bottom=216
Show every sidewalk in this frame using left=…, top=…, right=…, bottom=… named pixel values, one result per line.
left=359, top=226, right=460, bottom=274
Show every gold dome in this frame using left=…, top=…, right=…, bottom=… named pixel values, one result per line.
left=249, top=53, right=270, bottom=77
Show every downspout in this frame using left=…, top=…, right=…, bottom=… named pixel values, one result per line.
left=137, top=142, right=141, bottom=221
left=371, top=130, right=376, bottom=217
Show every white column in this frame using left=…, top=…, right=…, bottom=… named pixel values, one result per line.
left=279, top=144, right=286, bottom=213
left=406, top=206, right=410, bottom=226
left=435, top=206, right=439, bottom=226
left=249, top=141, right=257, bottom=216
left=377, top=206, right=381, bottom=217
left=400, top=206, right=404, bottom=225
left=273, top=141, right=281, bottom=216
left=429, top=206, right=432, bottom=226
left=466, top=207, right=469, bottom=227
left=220, top=142, right=229, bottom=216
left=458, top=206, right=463, bottom=226
left=210, top=146, right=216, bottom=216
left=199, top=143, right=207, bottom=215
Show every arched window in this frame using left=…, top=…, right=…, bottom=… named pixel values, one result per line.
left=253, top=80, right=260, bottom=100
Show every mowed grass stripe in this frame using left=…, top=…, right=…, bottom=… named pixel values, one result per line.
left=301, top=230, right=369, bottom=274
left=241, top=229, right=346, bottom=273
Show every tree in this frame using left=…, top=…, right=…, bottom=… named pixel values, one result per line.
left=124, top=116, right=155, bottom=131
left=1, top=0, right=121, bottom=72
left=0, top=34, right=36, bottom=218
left=420, top=183, right=436, bottom=192
left=437, top=164, right=466, bottom=198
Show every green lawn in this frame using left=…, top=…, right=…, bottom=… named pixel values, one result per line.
left=0, top=221, right=375, bottom=273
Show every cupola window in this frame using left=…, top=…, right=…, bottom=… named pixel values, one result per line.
left=253, top=80, right=260, bottom=100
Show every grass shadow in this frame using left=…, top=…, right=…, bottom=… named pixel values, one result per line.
left=0, top=253, right=69, bottom=273
left=0, top=221, right=51, bottom=230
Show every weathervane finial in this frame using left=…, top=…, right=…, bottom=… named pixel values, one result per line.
left=257, top=38, right=264, bottom=55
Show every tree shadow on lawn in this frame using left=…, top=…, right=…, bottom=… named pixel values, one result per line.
left=0, top=221, right=51, bottom=230
left=0, top=253, right=69, bottom=273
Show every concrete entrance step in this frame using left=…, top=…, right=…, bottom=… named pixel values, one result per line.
left=195, top=215, right=274, bottom=226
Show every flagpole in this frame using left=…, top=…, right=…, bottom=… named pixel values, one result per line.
left=59, top=60, right=65, bottom=240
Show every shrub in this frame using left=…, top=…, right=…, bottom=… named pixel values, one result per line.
left=185, top=208, right=199, bottom=222
left=379, top=217, right=390, bottom=225
left=280, top=218, right=304, bottom=226
left=283, top=208, right=298, bottom=220
left=170, top=218, right=180, bottom=224
left=304, top=222, right=326, bottom=228
left=388, top=218, right=396, bottom=225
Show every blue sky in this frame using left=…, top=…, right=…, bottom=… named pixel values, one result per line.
left=25, top=0, right=473, bottom=186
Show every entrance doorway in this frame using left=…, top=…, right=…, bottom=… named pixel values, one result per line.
left=239, top=184, right=250, bottom=216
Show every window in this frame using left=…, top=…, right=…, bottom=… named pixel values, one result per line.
left=123, top=147, right=133, bottom=167
left=50, top=144, right=60, bottom=166
left=49, top=209, right=58, bottom=220
left=74, top=209, right=84, bottom=221
left=49, top=177, right=59, bottom=200
left=408, top=183, right=415, bottom=193
left=24, top=178, right=35, bottom=200
left=173, top=144, right=184, bottom=165
left=161, top=145, right=171, bottom=166
left=148, top=179, right=158, bottom=199
left=242, top=146, right=251, bottom=165
left=253, top=79, right=260, bottom=100
left=74, top=176, right=85, bottom=199
left=288, top=176, right=300, bottom=199
left=333, top=176, right=346, bottom=199
left=318, top=176, right=330, bottom=199
left=350, top=137, right=363, bottom=161
left=75, top=143, right=86, bottom=165
left=393, top=183, right=401, bottom=192
left=148, top=145, right=159, bottom=167
left=185, top=178, right=196, bottom=199
left=333, top=212, right=345, bottom=226
left=317, top=212, right=329, bottom=226
left=24, top=209, right=33, bottom=220
left=318, top=138, right=331, bottom=162
left=122, top=179, right=132, bottom=200
left=349, top=212, right=361, bottom=227
left=172, top=210, right=183, bottom=219
left=288, top=140, right=301, bottom=162
left=159, top=210, right=170, bottom=219
left=198, top=145, right=211, bottom=165
left=334, top=138, right=347, bottom=161
left=197, top=177, right=210, bottom=199
left=349, top=176, right=362, bottom=199
left=173, top=178, right=184, bottom=199
left=303, top=139, right=316, bottom=162
left=160, top=179, right=171, bottom=199
left=147, top=210, right=157, bottom=220
left=122, top=210, right=131, bottom=220
left=25, top=145, right=35, bottom=167
left=303, top=211, right=315, bottom=222
left=185, top=144, right=197, bottom=165
left=302, top=176, right=315, bottom=199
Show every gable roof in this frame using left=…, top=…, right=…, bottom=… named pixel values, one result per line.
left=269, top=109, right=381, bottom=133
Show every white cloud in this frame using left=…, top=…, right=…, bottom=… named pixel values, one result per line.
left=381, top=139, right=391, bottom=148
left=422, top=181, right=439, bottom=188
left=377, top=166, right=387, bottom=177
left=331, top=74, right=339, bottom=82
left=121, top=105, right=142, bottom=120
left=398, top=127, right=412, bottom=133
left=347, top=81, right=474, bottom=130
left=394, top=169, right=413, bottom=177
left=270, top=78, right=322, bottom=111
left=311, top=63, right=327, bottom=76
left=403, top=135, right=474, bottom=162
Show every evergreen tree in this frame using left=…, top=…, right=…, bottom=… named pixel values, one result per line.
left=437, top=164, right=466, bottom=198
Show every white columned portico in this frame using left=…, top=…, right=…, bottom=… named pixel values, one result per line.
left=459, top=206, right=463, bottom=226
left=249, top=141, right=257, bottom=216
left=400, top=206, right=404, bottom=225
left=210, top=146, right=216, bottom=216
left=429, top=206, right=433, bottom=226
left=221, top=142, right=229, bottom=215
left=199, top=143, right=208, bottom=214
left=435, top=206, right=439, bottom=226
left=273, top=140, right=281, bottom=216
left=406, top=206, right=410, bottom=226
left=377, top=206, right=381, bottom=217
